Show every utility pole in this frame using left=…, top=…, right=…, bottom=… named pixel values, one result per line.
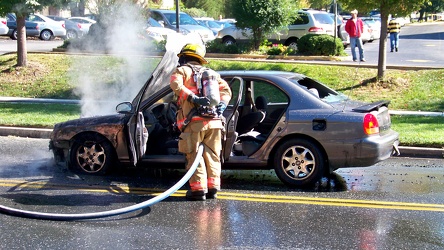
left=175, top=0, right=180, bottom=32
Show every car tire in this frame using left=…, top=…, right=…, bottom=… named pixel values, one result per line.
left=65, top=30, right=77, bottom=40
left=222, top=36, right=236, bottom=46
left=273, top=138, right=325, bottom=187
left=39, top=30, right=53, bottom=41
left=10, top=30, right=17, bottom=40
left=285, top=38, right=298, bottom=50
left=69, top=133, right=115, bottom=175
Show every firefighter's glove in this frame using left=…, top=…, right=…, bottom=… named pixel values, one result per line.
left=216, top=102, right=227, bottom=116
left=189, top=95, right=210, bottom=106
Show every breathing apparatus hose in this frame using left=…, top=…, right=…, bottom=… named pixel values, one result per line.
left=0, top=144, right=204, bottom=221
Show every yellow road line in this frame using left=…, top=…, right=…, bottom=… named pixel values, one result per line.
left=0, top=179, right=443, bottom=212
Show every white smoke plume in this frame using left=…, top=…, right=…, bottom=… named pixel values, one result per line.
left=68, top=3, right=205, bottom=117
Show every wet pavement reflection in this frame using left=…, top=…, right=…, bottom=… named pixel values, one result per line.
left=1, top=137, right=443, bottom=249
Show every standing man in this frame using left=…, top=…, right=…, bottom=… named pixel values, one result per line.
left=345, top=9, right=365, bottom=62
left=388, top=17, right=401, bottom=52
left=170, top=43, right=232, bottom=201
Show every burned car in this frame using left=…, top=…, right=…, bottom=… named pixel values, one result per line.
left=50, top=51, right=399, bottom=187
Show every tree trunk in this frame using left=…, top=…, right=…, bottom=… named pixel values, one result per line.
left=377, top=11, right=390, bottom=80
left=16, top=15, right=27, bottom=67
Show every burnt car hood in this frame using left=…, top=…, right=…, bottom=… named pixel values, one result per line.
left=53, top=114, right=128, bottom=129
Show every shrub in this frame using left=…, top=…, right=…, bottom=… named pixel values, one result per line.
left=297, top=34, right=344, bottom=56
left=258, top=40, right=297, bottom=56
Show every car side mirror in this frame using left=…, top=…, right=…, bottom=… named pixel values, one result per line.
left=158, top=20, right=165, bottom=27
left=116, top=102, right=133, bottom=114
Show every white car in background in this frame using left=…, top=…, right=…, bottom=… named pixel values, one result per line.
left=217, top=9, right=335, bottom=48
left=149, top=9, right=215, bottom=43
left=26, top=13, right=66, bottom=40
left=0, top=17, right=8, bottom=35
left=145, top=17, right=176, bottom=42
left=68, top=17, right=96, bottom=34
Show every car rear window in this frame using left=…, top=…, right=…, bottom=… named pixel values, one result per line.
left=290, top=76, right=348, bottom=103
left=313, top=13, right=334, bottom=24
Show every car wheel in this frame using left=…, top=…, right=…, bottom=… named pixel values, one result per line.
left=65, top=30, right=77, bottom=40
left=222, top=37, right=236, bottom=46
left=10, top=30, right=17, bottom=40
left=69, top=133, right=115, bottom=175
left=285, top=38, right=298, bottom=50
left=39, top=30, right=53, bottom=41
left=273, top=138, right=325, bottom=187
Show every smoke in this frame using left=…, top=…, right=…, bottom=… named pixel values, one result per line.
left=68, top=3, right=205, bottom=117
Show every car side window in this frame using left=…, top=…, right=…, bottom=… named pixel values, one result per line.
left=293, top=13, right=309, bottom=25
left=151, top=12, right=163, bottom=23
left=252, top=80, right=289, bottom=104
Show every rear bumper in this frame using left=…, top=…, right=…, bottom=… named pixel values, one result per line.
left=328, top=130, right=400, bottom=170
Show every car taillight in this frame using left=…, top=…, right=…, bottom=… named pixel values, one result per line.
left=62, top=23, right=65, bottom=28
left=363, top=113, right=379, bottom=135
left=77, top=23, right=82, bottom=29
left=1, top=20, right=6, bottom=25
left=308, top=27, right=323, bottom=32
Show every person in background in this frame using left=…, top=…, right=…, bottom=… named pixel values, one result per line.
left=388, top=17, right=401, bottom=52
left=345, top=9, right=365, bottom=62
left=170, top=43, right=232, bottom=201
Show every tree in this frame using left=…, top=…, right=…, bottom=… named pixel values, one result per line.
left=0, top=0, right=65, bottom=66
left=183, top=0, right=225, bottom=19
left=308, top=0, right=332, bottom=11
left=418, top=0, right=444, bottom=21
left=340, top=0, right=427, bottom=79
left=227, top=0, right=299, bottom=50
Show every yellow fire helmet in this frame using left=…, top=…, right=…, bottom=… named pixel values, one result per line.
left=177, top=43, right=209, bottom=64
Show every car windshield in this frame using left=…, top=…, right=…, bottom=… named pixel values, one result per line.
left=289, top=76, right=349, bottom=103
left=147, top=17, right=162, bottom=27
left=164, top=13, right=199, bottom=25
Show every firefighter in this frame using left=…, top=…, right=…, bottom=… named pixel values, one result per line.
left=170, top=43, right=232, bottom=201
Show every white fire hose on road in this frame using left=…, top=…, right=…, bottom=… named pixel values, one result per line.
left=0, top=144, right=204, bottom=221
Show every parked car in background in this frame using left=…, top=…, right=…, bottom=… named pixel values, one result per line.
left=0, top=17, right=8, bottom=35
left=361, top=17, right=381, bottom=41
left=361, top=21, right=372, bottom=43
left=145, top=17, right=176, bottom=42
left=195, top=17, right=227, bottom=36
left=68, top=16, right=96, bottom=34
left=5, top=13, right=66, bottom=40
left=49, top=52, right=399, bottom=188
left=149, top=9, right=215, bottom=43
left=329, top=13, right=349, bottom=47
left=4, top=13, right=40, bottom=39
left=217, top=9, right=335, bottom=49
left=47, top=15, right=84, bottom=39
left=342, top=15, right=371, bottom=44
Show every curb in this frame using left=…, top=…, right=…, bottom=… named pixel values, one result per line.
left=0, top=126, right=442, bottom=159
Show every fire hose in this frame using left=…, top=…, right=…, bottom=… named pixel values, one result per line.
left=0, top=144, right=204, bottom=221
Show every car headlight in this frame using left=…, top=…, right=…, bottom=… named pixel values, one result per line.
left=179, top=28, right=190, bottom=35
